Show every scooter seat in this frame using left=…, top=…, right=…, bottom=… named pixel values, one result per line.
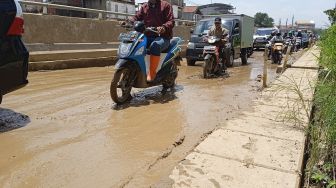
left=145, top=37, right=180, bottom=54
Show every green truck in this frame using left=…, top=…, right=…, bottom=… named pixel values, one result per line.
left=186, top=14, right=255, bottom=66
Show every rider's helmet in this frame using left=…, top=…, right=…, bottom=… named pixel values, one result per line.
left=276, top=32, right=281, bottom=36
left=297, top=30, right=302, bottom=36
left=271, top=30, right=277, bottom=36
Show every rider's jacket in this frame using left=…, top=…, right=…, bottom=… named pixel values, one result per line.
left=129, top=0, right=174, bottom=39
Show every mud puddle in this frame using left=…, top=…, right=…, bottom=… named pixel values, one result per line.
left=0, top=51, right=277, bottom=188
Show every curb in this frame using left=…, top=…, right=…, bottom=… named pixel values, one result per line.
left=28, top=46, right=187, bottom=71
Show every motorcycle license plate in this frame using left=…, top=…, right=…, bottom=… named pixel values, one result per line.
left=204, top=46, right=216, bottom=51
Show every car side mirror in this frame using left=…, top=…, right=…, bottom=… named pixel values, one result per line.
left=190, top=29, right=194, bottom=34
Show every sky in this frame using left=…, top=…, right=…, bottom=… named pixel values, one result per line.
left=135, top=0, right=336, bottom=28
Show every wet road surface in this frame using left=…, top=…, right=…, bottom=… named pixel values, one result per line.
left=0, top=51, right=280, bottom=187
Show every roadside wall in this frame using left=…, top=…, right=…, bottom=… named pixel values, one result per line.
left=22, top=13, right=192, bottom=44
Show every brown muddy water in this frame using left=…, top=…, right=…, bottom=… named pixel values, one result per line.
left=0, top=52, right=279, bottom=187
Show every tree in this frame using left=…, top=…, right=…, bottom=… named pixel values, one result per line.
left=324, top=8, right=336, bottom=25
left=254, top=12, right=274, bottom=27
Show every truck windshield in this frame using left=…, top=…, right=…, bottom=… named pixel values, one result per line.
left=194, top=20, right=233, bottom=35
left=255, top=29, right=274, bottom=36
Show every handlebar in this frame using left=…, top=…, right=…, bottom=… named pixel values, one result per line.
left=120, top=22, right=160, bottom=36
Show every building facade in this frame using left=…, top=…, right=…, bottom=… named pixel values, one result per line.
left=163, top=0, right=184, bottom=18
left=295, top=20, right=315, bottom=31
left=181, top=6, right=200, bottom=21
left=106, top=0, right=136, bottom=19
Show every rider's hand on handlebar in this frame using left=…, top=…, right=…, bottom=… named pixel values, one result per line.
left=119, top=21, right=127, bottom=26
left=157, top=26, right=166, bottom=34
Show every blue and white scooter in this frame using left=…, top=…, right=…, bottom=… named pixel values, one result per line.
left=110, top=22, right=182, bottom=104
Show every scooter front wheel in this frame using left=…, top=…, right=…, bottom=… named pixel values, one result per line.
left=110, top=68, right=132, bottom=104
left=203, top=56, right=214, bottom=79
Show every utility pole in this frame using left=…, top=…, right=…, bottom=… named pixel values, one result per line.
left=292, top=15, right=294, bottom=30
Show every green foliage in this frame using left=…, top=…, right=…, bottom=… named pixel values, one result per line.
left=306, top=24, right=336, bottom=188
left=254, top=12, right=274, bottom=27
left=324, top=8, right=336, bottom=25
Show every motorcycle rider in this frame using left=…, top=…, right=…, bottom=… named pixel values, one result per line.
left=207, top=17, right=229, bottom=71
left=269, top=32, right=284, bottom=63
left=120, top=0, right=174, bottom=82
left=288, top=31, right=295, bottom=39
left=270, top=32, right=284, bottom=44
left=266, top=30, right=277, bottom=59
left=296, top=30, right=303, bottom=38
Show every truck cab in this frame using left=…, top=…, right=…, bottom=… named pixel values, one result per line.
left=186, top=14, right=254, bottom=67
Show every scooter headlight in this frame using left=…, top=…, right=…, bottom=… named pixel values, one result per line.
left=118, top=43, right=133, bottom=58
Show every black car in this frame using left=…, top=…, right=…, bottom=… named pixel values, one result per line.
left=0, top=0, right=29, bottom=104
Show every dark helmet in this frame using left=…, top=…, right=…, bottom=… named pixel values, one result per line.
left=276, top=32, right=281, bottom=36
left=214, top=17, right=221, bottom=24
left=271, top=30, right=277, bottom=36
left=134, top=21, right=145, bottom=33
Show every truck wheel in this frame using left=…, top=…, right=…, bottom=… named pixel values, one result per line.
left=226, top=50, right=234, bottom=67
left=247, top=48, right=253, bottom=58
left=187, top=60, right=196, bottom=66
left=241, top=49, right=248, bottom=65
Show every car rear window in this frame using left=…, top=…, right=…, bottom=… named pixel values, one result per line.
left=255, top=29, right=274, bottom=36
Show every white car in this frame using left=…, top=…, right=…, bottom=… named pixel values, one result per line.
left=253, top=27, right=278, bottom=49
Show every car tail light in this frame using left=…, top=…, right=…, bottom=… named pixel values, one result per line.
left=7, top=0, right=24, bottom=36
left=7, top=17, right=24, bottom=36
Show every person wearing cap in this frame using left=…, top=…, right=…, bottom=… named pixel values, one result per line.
left=208, top=17, right=229, bottom=69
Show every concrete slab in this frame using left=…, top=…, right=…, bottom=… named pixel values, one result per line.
left=242, top=103, right=310, bottom=126
left=194, top=129, right=304, bottom=172
left=223, top=116, right=305, bottom=142
left=170, top=152, right=299, bottom=188
left=261, top=69, right=318, bottom=102
left=291, top=46, right=320, bottom=69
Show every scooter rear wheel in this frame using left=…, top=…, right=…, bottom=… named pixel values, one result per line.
left=110, top=68, right=132, bottom=104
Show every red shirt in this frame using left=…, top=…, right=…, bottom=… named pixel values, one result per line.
left=129, top=0, right=175, bottom=39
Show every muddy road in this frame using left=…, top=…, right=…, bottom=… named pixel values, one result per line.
left=0, top=51, right=280, bottom=187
